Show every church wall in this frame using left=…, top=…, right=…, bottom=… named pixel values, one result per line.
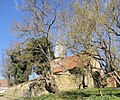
left=53, top=72, right=80, bottom=91
left=53, top=71, right=95, bottom=91
left=106, top=77, right=117, bottom=87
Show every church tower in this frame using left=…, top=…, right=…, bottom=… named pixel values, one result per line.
left=55, top=40, right=66, bottom=58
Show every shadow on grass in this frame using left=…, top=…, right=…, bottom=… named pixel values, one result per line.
left=58, top=88, right=120, bottom=100
left=58, top=90, right=90, bottom=100
left=26, top=88, right=120, bottom=100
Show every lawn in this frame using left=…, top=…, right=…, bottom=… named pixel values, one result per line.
left=26, top=88, right=120, bottom=100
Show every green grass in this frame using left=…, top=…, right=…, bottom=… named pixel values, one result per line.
left=26, top=88, right=120, bottom=100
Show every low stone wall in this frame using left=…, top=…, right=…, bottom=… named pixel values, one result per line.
left=4, top=74, right=80, bottom=97
left=4, top=73, right=95, bottom=97
left=4, top=80, right=49, bottom=97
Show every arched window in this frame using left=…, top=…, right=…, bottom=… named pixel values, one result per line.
left=92, top=71, right=101, bottom=88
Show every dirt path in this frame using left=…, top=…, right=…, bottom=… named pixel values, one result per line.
left=0, top=94, right=24, bottom=100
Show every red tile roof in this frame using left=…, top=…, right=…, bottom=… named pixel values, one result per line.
left=52, top=67, right=65, bottom=73
left=0, top=79, right=8, bottom=87
left=52, top=55, right=85, bottom=73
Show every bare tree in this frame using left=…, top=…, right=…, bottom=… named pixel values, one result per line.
left=59, top=0, right=120, bottom=83
left=11, top=0, right=62, bottom=93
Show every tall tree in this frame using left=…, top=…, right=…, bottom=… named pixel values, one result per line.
left=58, top=0, right=120, bottom=85
left=8, top=0, right=61, bottom=92
left=3, top=37, right=54, bottom=84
